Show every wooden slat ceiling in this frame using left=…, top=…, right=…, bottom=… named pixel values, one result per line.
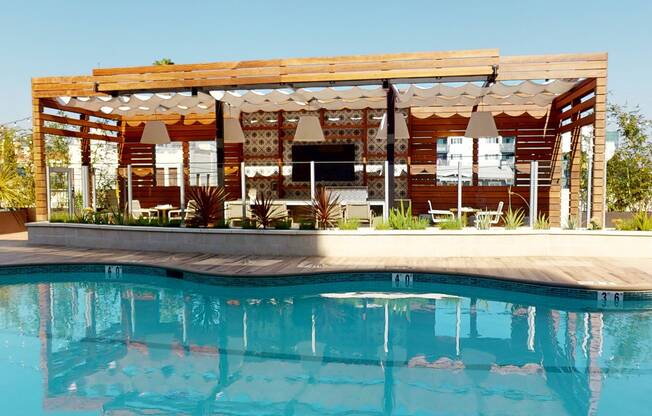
left=31, top=49, right=607, bottom=99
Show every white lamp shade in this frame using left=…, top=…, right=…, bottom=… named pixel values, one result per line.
left=294, top=115, right=325, bottom=142
left=224, top=118, right=245, bottom=143
left=140, top=120, right=171, bottom=144
left=375, top=113, right=410, bottom=140
left=464, top=111, right=499, bottom=138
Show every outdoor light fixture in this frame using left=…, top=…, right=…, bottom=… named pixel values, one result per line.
left=464, top=111, right=499, bottom=138
left=140, top=120, right=171, bottom=145
left=294, top=115, right=325, bottom=142
left=375, top=112, right=410, bottom=140
left=294, top=99, right=324, bottom=142
left=224, top=118, right=246, bottom=143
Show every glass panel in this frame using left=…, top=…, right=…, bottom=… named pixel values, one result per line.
left=189, top=141, right=217, bottom=186
left=477, top=136, right=515, bottom=186
left=436, top=137, right=472, bottom=186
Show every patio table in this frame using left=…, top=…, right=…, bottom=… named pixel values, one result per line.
left=154, top=204, right=177, bottom=223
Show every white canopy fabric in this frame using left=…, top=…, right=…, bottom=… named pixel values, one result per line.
left=57, top=80, right=579, bottom=118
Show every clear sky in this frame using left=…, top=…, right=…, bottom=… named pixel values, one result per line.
left=1, top=0, right=650, bottom=126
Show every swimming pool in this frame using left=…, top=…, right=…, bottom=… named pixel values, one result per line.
left=0, top=266, right=651, bottom=415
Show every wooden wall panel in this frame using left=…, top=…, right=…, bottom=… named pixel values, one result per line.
left=408, top=113, right=555, bottom=216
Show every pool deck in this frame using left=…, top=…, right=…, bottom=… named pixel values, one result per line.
left=2, top=232, right=652, bottom=291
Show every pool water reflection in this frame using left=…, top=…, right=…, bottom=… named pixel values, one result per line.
left=0, top=273, right=651, bottom=415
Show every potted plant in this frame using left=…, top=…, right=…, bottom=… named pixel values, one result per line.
left=187, top=185, right=228, bottom=227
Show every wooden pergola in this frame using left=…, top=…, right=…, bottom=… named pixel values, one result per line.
left=31, top=48, right=607, bottom=226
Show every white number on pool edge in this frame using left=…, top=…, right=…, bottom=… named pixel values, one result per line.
left=597, top=291, right=624, bottom=309
left=392, top=273, right=413, bottom=289
left=105, top=265, right=123, bottom=280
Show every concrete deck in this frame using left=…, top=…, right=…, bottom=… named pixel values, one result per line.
left=2, top=232, right=652, bottom=291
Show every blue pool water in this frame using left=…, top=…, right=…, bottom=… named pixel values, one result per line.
left=0, top=269, right=651, bottom=415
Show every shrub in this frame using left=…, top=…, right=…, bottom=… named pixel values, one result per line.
left=373, top=217, right=391, bottom=230
left=274, top=219, right=292, bottom=230
left=438, top=217, right=464, bottom=230
left=311, top=187, right=341, bottom=229
left=387, top=201, right=429, bottom=230
left=588, top=217, right=602, bottom=230
left=167, top=219, right=182, bottom=228
left=503, top=208, right=525, bottom=230
left=241, top=218, right=258, bottom=229
left=533, top=213, right=550, bottom=230
left=616, top=212, right=652, bottom=231
left=299, top=220, right=316, bottom=230
left=251, top=194, right=284, bottom=229
left=213, top=220, right=230, bottom=229
left=338, top=218, right=360, bottom=230
left=187, top=185, right=229, bottom=227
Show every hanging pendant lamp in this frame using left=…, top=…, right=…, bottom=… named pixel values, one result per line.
left=294, top=99, right=324, bottom=142
left=374, top=112, right=410, bottom=140
left=140, top=120, right=171, bottom=144
left=464, top=111, right=499, bottom=138
left=294, top=116, right=325, bottom=142
left=224, top=118, right=245, bottom=143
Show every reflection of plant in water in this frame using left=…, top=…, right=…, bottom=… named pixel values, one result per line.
left=190, top=294, right=221, bottom=331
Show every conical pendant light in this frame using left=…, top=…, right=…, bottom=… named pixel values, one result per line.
left=294, top=115, right=325, bottom=142
left=464, top=111, right=498, bottom=138
left=224, top=118, right=245, bottom=143
left=140, top=120, right=171, bottom=144
left=374, top=112, right=410, bottom=140
left=294, top=99, right=325, bottom=142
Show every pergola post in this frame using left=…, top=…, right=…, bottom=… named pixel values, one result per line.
left=32, top=98, right=48, bottom=221
left=592, top=76, right=608, bottom=227
left=215, top=100, right=225, bottom=187
left=384, top=81, right=396, bottom=209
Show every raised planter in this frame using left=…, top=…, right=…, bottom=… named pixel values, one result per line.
left=27, top=222, right=652, bottom=258
left=0, top=209, right=30, bottom=234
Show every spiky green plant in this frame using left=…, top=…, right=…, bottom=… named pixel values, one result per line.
left=387, top=201, right=429, bottom=230
left=373, top=217, right=391, bottom=230
left=565, top=215, right=578, bottom=230
left=0, top=165, right=24, bottom=209
left=311, top=187, right=341, bottom=229
left=475, top=214, right=493, bottom=230
left=533, top=213, right=550, bottom=230
left=338, top=218, right=360, bottom=230
left=629, top=212, right=652, bottom=231
left=503, top=208, right=525, bottom=230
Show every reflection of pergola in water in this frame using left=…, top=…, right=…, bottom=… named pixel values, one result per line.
left=36, top=283, right=604, bottom=414
left=31, top=49, right=607, bottom=226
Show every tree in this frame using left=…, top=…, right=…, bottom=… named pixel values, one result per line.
left=606, top=104, right=652, bottom=212
left=153, top=58, right=174, bottom=66
left=0, top=127, right=34, bottom=207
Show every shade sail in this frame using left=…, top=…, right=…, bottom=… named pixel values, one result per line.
left=57, top=79, right=580, bottom=118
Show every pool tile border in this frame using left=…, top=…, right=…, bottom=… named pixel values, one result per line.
left=2, top=262, right=652, bottom=302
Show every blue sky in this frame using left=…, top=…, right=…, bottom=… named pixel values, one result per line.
left=1, top=0, right=650, bottom=126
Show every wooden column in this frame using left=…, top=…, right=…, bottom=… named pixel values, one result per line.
left=568, top=95, right=583, bottom=222
left=548, top=129, right=564, bottom=227
left=592, top=76, right=608, bottom=227
left=277, top=111, right=284, bottom=198
left=80, top=114, right=93, bottom=199
left=472, top=138, right=479, bottom=186
left=182, top=141, right=190, bottom=187
left=385, top=81, right=396, bottom=207
left=32, top=98, right=48, bottom=221
left=215, top=101, right=225, bottom=187
left=362, top=108, right=368, bottom=187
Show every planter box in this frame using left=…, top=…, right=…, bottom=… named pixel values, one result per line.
left=0, top=209, right=28, bottom=234
left=27, top=222, right=652, bottom=259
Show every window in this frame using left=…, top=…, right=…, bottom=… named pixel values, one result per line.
left=156, top=168, right=165, bottom=185
left=168, top=168, right=178, bottom=186
left=450, top=137, right=463, bottom=145
left=483, top=137, right=499, bottom=145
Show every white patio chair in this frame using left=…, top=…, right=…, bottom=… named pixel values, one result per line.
left=427, top=200, right=455, bottom=224
left=474, top=201, right=504, bottom=228
left=169, top=200, right=197, bottom=221
left=130, top=200, right=158, bottom=220
left=345, top=202, right=373, bottom=225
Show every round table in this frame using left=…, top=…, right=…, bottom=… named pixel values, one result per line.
left=154, top=205, right=176, bottom=223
